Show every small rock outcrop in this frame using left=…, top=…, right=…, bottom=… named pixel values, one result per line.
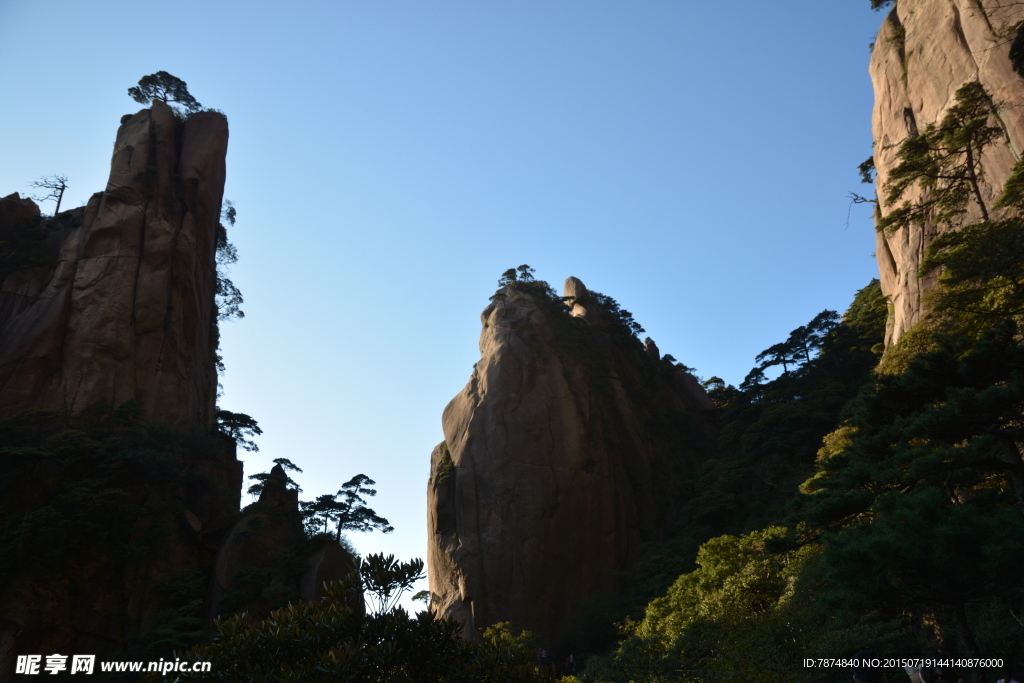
left=0, top=100, right=227, bottom=424
left=870, top=0, right=1024, bottom=346
left=208, top=466, right=359, bottom=619
left=427, top=277, right=713, bottom=647
left=300, top=543, right=362, bottom=607
left=0, top=193, right=40, bottom=234
left=564, top=275, right=601, bottom=324
left=643, top=337, right=660, bottom=361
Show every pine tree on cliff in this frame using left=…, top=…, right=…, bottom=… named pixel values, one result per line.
left=128, top=71, right=202, bottom=113
left=878, top=81, right=1003, bottom=234
left=885, top=82, right=1024, bottom=333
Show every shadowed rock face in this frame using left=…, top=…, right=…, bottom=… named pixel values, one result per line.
left=870, top=0, right=1024, bottom=346
left=0, top=101, right=227, bottom=425
left=427, top=277, right=713, bottom=647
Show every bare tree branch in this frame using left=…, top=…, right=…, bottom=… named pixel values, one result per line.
left=28, top=175, right=68, bottom=215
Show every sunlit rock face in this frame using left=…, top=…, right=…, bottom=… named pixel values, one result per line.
left=870, top=0, right=1024, bottom=346
left=427, top=277, right=713, bottom=647
left=0, top=100, right=227, bottom=425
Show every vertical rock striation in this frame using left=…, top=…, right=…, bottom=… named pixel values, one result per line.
left=870, top=0, right=1024, bottom=345
left=427, top=277, right=713, bottom=647
left=0, top=101, right=226, bottom=424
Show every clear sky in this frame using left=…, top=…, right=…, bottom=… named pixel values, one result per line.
left=0, top=1, right=887, bottom=606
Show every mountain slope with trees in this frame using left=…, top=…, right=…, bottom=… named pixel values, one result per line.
left=585, top=40, right=1024, bottom=683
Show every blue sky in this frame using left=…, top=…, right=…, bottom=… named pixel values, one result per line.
left=0, top=1, right=886, bottom=605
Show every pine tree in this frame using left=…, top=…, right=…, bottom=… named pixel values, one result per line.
left=878, top=81, right=1003, bottom=234
left=128, top=71, right=202, bottom=113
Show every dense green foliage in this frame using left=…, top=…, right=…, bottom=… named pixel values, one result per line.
left=792, top=322, right=1024, bottom=662
left=583, top=80, right=1024, bottom=683
left=0, top=403, right=236, bottom=662
left=586, top=529, right=909, bottom=683
left=686, top=280, right=887, bottom=537
left=156, top=556, right=552, bottom=682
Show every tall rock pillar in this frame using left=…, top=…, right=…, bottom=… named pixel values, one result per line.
left=427, top=277, right=713, bottom=648
left=0, top=101, right=227, bottom=425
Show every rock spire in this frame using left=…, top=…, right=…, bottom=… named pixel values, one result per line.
left=0, top=101, right=227, bottom=424
left=427, top=276, right=713, bottom=647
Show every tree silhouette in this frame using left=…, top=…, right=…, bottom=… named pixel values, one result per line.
left=497, top=264, right=537, bottom=287
left=128, top=71, right=202, bottom=113
left=215, top=200, right=244, bottom=321
left=754, top=310, right=839, bottom=374
left=215, top=409, right=262, bottom=452
left=755, top=341, right=800, bottom=375
left=359, top=554, right=424, bottom=614
left=246, top=458, right=303, bottom=498
left=300, top=474, right=393, bottom=541
left=29, top=175, right=68, bottom=215
left=301, top=494, right=340, bottom=534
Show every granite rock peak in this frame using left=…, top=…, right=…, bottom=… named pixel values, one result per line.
left=427, top=276, right=713, bottom=647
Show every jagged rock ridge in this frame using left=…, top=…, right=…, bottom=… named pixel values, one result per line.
left=427, top=276, right=713, bottom=647
left=871, top=0, right=1024, bottom=345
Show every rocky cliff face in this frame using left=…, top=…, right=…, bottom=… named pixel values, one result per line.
left=0, top=104, right=241, bottom=681
left=427, top=277, right=713, bottom=647
left=0, top=100, right=226, bottom=424
left=870, top=0, right=1024, bottom=345
left=0, top=103, right=361, bottom=682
